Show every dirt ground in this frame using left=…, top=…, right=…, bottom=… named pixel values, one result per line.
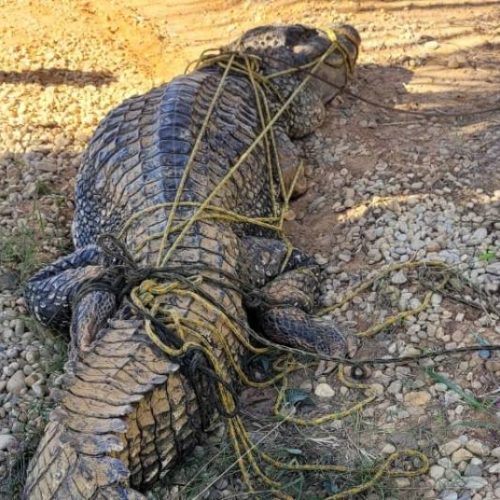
left=0, top=0, right=499, bottom=499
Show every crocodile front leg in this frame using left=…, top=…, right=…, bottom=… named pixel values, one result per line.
left=24, top=245, right=116, bottom=352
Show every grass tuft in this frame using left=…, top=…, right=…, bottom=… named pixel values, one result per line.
left=0, top=225, right=41, bottom=281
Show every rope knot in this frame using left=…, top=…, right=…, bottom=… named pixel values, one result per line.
left=139, top=279, right=162, bottom=295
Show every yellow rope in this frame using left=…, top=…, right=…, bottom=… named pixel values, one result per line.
left=156, top=53, right=237, bottom=267
left=116, top=29, right=433, bottom=498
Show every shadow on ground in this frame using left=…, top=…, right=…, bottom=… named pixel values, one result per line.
left=0, top=68, right=116, bottom=86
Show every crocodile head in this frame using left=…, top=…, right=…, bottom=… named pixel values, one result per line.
left=227, top=23, right=360, bottom=136
left=229, top=23, right=360, bottom=101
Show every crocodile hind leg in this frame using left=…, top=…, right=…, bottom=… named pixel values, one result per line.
left=250, top=266, right=347, bottom=357
left=24, top=245, right=116, bottom=353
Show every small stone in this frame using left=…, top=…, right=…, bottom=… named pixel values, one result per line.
left=491, top=447, right=500, bottom=458
left=369, top=383, right=385, bottom=396
left=404, top=390, right=431, bottom=406
left=0, top=434, right=17, bottom=451
left=401, top=346, right=421, bottom=357
left=25, top=350, right=40, bottom=364
left=487, top=463, right=500, bottom=474
left=426, top=240, right=441, bottom=252
left=315, top=254, right=328, bottom=265
left=447, top=55, right=467, bottom=69
left=14, top=319, right=24, bottom=336
left=430, top=465, right=445, bottom=480
left=215, top=478, right=229, bottom=490
left=6, top=370, right=26, bottom=395
left=434, top=383, right=448, bottom=392
left=439, top=250, right=460, bottom=264
left=465, top=440, right=490, bottom=457
left=431, top=293, right=442, bottom=306
left=408, top=297, right=422, bottom=310
left=486, top=262, right=500, bottom=276
left=440, top=491, right=458, bottom=500
left=32, top=383, right=46, bottom=397
left=424, top=40, right=439, bottom=50
left=410, top=238, right=425, bottom=251
left=367, top=248, right=382, bottom=263
left=440, top=439, right=461, bottom=456
left=451, top=448, right=473, bottom=464
left=381, top=443, right=396, bottom=454
left=314, top=383, right=335, bottom=398
left=438, top=458, right=453, bottom=469
left=387, top=380, right=402, bottom=395
left=391, top=271, right=407, bottom=285
left=470, top=227, right=488, bottom=244
left=338, top=252, right=352, bottom=263
left=394, top=477, right=410, bottom=487
left=464, top=459, right=483, bottom=477
left=463, top=476, right=487, bottom=490
left=0, top=271, right=19, bottom=291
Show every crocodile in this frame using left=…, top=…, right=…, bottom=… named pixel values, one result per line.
left=23, top=23, right=360, bottom=499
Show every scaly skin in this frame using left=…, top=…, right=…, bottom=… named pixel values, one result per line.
left=23, top=24, right=360, bottom=498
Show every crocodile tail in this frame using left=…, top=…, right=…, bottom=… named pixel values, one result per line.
left=23, top=319, right=192, bottom=499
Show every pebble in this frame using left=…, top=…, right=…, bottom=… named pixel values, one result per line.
left=464, top=458, right=483, bottom=477
left=387, top=380, right=402, bottom=395
left=431, top=293, right=442, bottom=306
left=440, top=439, right=462, bottom=456
left=381, top=443, right=396, bottom=454
left=438, top=458, right=453, bottom=469
left=0, top=271, right=19, bottom=291
left=465, top=440, right=490, bottom=457
left=314, top=383, right=335, bottom=398
left=464, top=476, right=488, bottom=490
left=0, top=433, right=18, bottom=451
left=430, top=465, right=445, bottom=480
left=469, top=227, right=488, bottom=244
left=391, top=271, right=407, bottom=284
left=338, top=252, right=352, bottom=263
left=486, top=262, right=500, bottom=276
left=487, top=463, right=500, bottom=474
left=404, top=390, right=431, bottom=406
left=440, top=491, right=458, bottom=500
left=451, top=448, right=474, bottom=464
left=424, top=40, right=440, bottom=50
left=6, top=370, right=26, bottom=394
